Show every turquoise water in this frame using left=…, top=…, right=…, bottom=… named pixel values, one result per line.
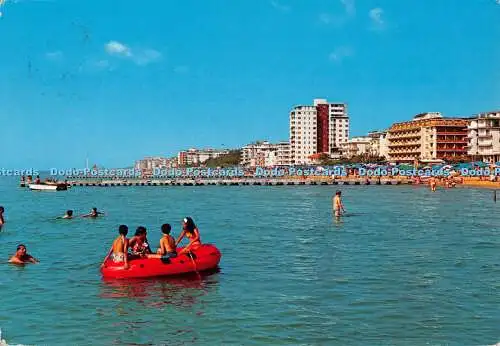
left=0, top=176, right=499, bottom=345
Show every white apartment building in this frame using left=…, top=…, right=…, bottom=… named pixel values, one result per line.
left=290, top=105, right=317, bottom=165
left=368, top=131, right=389, bottom=158
left=177, top=148, right=229, bottom=166
left=290, top=98, right=349, bottom=165
left=135, top=157, right=177, bottom=171
left=341, top=136, right=371, bottom=158
left=327, top=102, right=349, bottom=157
left=241, top=141, right=290, bottom=167
left=467, top=111, right=500, bottom=163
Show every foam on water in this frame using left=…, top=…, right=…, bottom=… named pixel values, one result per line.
left=0, top=329, right=27, bottom=346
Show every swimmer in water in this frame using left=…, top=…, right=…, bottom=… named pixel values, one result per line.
left=82, top=207, right=105, bottom=218
left=101, top=225, right=129, bottom=269
left=332, top=191, right=345, bottom=218
left=57, top=210, right=73, bottom=219
left=0, top=206, right=4, bottom=231
left=9, top=244, right=39, bottom=265
left=147, top=223, right=178, bottom=260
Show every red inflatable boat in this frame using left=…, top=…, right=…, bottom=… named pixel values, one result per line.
left=101, top=244, right=222, bottom=279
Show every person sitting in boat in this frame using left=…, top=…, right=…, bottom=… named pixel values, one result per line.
left=9, top=244, right=39, bottom=264
left=101, top=225, right=129, bottom=269
left=57, top=210, right=73, bottom=219
left=176, top=217, right=202, bottom=255
left=82, top=207, right=105, bottom=218
left=147, top=223, right=177, bottom=260
left=129, top=226, right=152, bottom=257
left=0, top=206, right=4, bottom=231
left=35, top=175, right=41, bottom=184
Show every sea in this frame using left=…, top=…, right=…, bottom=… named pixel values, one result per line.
left=0, top=176, right=499, bottom=345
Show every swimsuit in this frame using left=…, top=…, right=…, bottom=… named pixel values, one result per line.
left=110, top=252, right=125, bottom=262
left=161, top=251, right=177, bottom=260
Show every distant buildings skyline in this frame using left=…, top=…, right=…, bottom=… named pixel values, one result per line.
left=133, top=99, right=500, bottom=169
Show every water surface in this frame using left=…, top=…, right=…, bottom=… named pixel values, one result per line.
left=0, top=177, right=499, bottom=345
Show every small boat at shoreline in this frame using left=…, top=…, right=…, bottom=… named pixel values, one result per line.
left=101, top=244, right=222, bottom=279
left=28, top=183, right=69, bottom=191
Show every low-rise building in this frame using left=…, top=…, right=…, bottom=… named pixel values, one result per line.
left=467, top=111, right=500, bottom=163
left=341, top=136, right=371, bottom=158
left=241, top=141, right=290, bottom=167
left=368, top=130, right=389, bottom=158
left=177, top=148, right=229, bottom=166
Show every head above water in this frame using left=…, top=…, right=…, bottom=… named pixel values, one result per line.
left=335, top=190, right=342, bottom=196
left=92, top=207, right=97, bottom=213
left=66, top=210, right=73, bottom=216
left=182, top=217, right=196, bottom=232
left=118, top=224, right=128, bottom=236
left=161, top=223, right=171, bottom=234
left=16, top=244, right=27, bottom=254
left=0, top=206, right=4, bottom=213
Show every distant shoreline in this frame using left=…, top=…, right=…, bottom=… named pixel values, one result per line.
left=17, top=175, right=500, bottom=189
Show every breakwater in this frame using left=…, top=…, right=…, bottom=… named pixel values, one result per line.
left=57, top=177, right=409, bottom=187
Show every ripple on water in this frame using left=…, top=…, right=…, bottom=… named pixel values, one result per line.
left=0, top=182, right=499, bottom=345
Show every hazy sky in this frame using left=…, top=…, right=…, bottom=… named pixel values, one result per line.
left=0, top=0, right=498, bottom=169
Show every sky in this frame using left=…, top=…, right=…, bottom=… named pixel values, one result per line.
left=0, top=0, right=499, bottom=169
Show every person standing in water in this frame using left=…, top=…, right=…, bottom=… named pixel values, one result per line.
left=429, top=177, right=437, bottom=192
left=0, top=206, right=4, bottom=231
left=332, top=191, right=346, bottom=218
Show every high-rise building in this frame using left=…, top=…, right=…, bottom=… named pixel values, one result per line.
left=467, top=111, right=500, bottom=163
left=289, top=99, right=349, bottom=165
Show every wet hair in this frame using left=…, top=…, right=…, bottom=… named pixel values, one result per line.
left=161, top=223, right=171, bottom=234
left=118, top=224, right=128, bottom=235
left=17, top=244, right=26, bottom=251
left=92, top=207, right=97, bottom=212
left=0, top=206, right=4, bottom=212
left=135, top=226, right=147, bottom=236
left=67, top=210, right=73, bottom=216
left=183, top=217, right=196, bottom=233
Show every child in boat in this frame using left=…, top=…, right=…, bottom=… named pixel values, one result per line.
left=9, top=244, right=39, bottom=264
left=129, top=226, right=152, bottom=257
left=177, top=217, right=202, bottom=255
left=147, top=224, right=177, bottom=259
left=0, top=206, right=4, bottom=231
left=101, top=225, right=129, bottom=269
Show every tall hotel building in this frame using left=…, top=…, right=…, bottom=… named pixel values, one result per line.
left=289, top=99, right=349, bottom=165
